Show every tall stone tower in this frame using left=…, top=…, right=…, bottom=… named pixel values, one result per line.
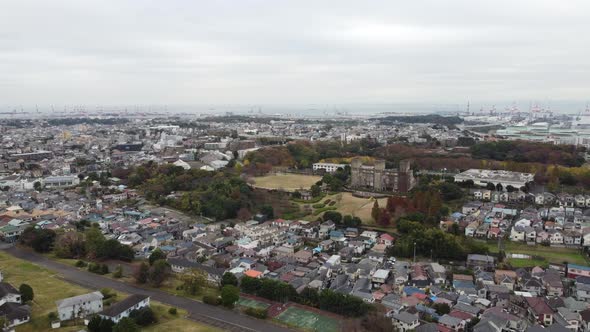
left=350, top=158, right=362, bottom=188
left=374, top=160, right=386, bottom=191
left=397, top=160, right=414, bottom=192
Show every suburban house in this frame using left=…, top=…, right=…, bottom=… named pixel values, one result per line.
left=0, top=282, right=21, bottom=305
left=0, top=302, right=30, bottom=328
left=0, top=281, right=30, bottom=328
left=392, top=311, right=420, bottom=331
left=526, top=297, right=554, bottom=325
left=56, top=291, right=104, bottom=321
left=99, top=294, right=150, bottom=323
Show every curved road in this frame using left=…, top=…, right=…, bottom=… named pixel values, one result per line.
left=2, top=247, right=292, bottom=332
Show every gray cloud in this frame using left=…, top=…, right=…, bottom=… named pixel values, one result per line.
left=0, top=0, right=589, bottom=109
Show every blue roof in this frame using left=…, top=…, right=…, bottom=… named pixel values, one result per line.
left=330, top=230, right=344, bottom=237
left=159, top=245, right=176, bottom=252
left=403, top=286, right=425, bottom=296
left=568, top=263, right=590, bottom=271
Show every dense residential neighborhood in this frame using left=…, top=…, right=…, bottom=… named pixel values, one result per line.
left=0, top=114, right=590, bottom=332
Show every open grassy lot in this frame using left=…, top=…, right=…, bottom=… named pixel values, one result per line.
left=144, top=303, right=220, bottom=332
left=274, top=306, right=339, bottom=332
left=507, top=258, right=549, bottom=268
left=251, top=174, right=321, bottom=192
left=485, top=241, right=588, bottom=266
left=307, top=193, right=387, bottom=224
left=0, top=251, right=217, bottom=332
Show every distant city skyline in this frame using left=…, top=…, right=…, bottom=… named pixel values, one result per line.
left=1, top=1, right=589, bottom=107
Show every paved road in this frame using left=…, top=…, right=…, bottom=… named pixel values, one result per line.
left=3, top=247, right=293, bottom=332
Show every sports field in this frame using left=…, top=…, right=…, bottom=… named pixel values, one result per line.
left=252, top=174, right=321, bottom=192
left=275, top=306, right=339, bottom=332
left=237, top=297, right=271, bottom=310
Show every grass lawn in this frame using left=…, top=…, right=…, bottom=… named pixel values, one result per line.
left=236, top=297, right=271, bottom=310
left=507, top=258, right=549, bottom=268
left=0, top=251, right=92, bottom=331
left=251, top=174, right=321, bottom=192
left=313, top=193, right=387, bottom=224
left=275, top=306, right=339, bottom=332
left=0, top=251, right=217, bottom=332
left=144, top=303, right=220, bottom=332
left=159, top=276, right=220, bottom=302
left=485, top=241, right=588, bottom=266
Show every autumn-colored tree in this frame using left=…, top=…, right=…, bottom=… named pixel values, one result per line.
left=386, top=196, right=395, bottom=213
left=426, top=191, right=443, bottom=218
left=236, top=207, right=252, bottom=221
left=378, top=209, right=391, bottom=226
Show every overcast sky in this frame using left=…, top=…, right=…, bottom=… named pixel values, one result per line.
left=1, top=0, right=589, bottom=109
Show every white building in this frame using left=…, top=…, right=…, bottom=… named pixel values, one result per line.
left=99, top=294, right=150, bottom=323
left=56, top=291, right=104, bottom=321
left=454, top=169, right=534, bottom=190
left=43, top=175, right=80, bottom=188
left=312, top=163, right=348, bottom=174
left=0, top=282, right=21, bottom=306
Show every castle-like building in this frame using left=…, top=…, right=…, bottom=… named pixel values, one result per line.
left=350, top=159, right=416, bottom=193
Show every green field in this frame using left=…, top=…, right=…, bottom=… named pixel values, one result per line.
left=485, top=241, right=588, bottom=266
left=0, top=252, right=218, bottom=332
left=237, top=297, right=271, bottom=310
left=275, top=306, right=339, bottom=332
left=507, top=258, right=549, bottom=268
left=252, top=174, right=322, bottom=191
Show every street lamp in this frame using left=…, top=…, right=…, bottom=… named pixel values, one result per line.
left=413, top=242, right=417, bottom=263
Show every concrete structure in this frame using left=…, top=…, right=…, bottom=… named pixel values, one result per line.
left=99, top=294, right=150, bottom=323
left=56, top=291, right=104, bottom=321
left=43, top=175, right=80, bottom=188
left=454, top=169, right=534, bottom=190
left=312, top=162, right=348, bottom=173
left=350, top=159, right=416, bottom=193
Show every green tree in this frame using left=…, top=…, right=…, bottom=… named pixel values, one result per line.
left=221, top=285, right=240, bottom=308
left=260, top=205, right=274, bottom=219
left=113, top=265, right=123, bottom=278
left=129, top=307, right=157, bottom=326
left=221, top=272, right=238, bottom=287
left=20, top=227, right=56, bottom=253
left=19, top=284, right=33, bottom=303
left=98, top=317, right=115, bottom=332
left=179, top=268, right=206, bottom=295
left=113, top=317, right=139, bottom=332
left=310, top=184, right=321, bottom=197
left=148, top=248, right=166, bottom=265
left=323, top=211, right=342, bottom=224
left=134, top=262, right=149, bottom=284
left=148, top=259, right=170, bottom=287
left=87, top=315, right=103, bottom=332
left=240, top=276, right=262, bottom=294
left=33, top=181, right=42, bottom=191
left=84, top=226, right=106, bottom=258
